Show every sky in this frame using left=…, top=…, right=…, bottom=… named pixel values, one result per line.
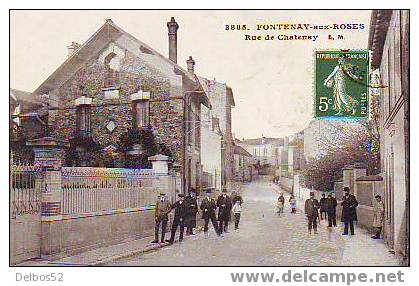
left=10, top=10, right=371, bottom=139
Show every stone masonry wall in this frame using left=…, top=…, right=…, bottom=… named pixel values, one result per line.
left=48, top=47, right=184, bottom=164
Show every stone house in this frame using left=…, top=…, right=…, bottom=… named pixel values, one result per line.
left=32, top=18, right=210, bottom=194
left=238, top=137, right=283, bottom=175
left=368, top=10, right=409, bottom=264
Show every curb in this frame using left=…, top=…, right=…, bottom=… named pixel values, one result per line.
left=92, top=226, right=206, bottom=266
left=91, top=242, right=168, bottom=266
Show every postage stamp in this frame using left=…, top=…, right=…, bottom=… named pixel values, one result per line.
left=315, top=50, right=370, bottom=119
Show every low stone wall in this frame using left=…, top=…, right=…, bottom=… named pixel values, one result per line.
left=45, top=209, right=156, bottom=260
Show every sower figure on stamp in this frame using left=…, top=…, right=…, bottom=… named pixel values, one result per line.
left=185, top=188, right=198, bottom=235
left=305, top=191, right=320, bottom=234
left=200, top=190, right=220, bottom=238
left=341, top=187, right=358, bottom=236
left=166, top=193, right=188, bottom=244
left=217, top=188, right=233, bottom=234
left=151, top=193, right=171, bottom=243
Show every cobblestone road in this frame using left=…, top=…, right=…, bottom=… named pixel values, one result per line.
left=108, top=180, right=397, bottom=266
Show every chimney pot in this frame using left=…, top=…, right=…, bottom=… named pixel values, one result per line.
left=167, top=17, right=179, bottom=63
left=66, top=41, right=81, bottom=58
left=186, top=56, right=195, bottom=74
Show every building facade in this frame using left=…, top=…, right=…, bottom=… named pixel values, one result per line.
left=200, top=104, right=222, bottom=191
left=32, top=18, right=210, bottom=194
left=233, top=145, right=254, bottom=182
left=199, top=78, right=235, bottom=190
left=369, top=10, right=409, bottom=265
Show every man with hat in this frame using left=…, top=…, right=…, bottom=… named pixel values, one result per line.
left=341, top=187, right=358, bottom=235
left=372, top=194, right=384, bottom=239
left=185, top=188, right=198, bottom=235
left=166, top=193, right=188, bottom=244
left=304, top=191, right=320, bottom=234
left=217, top=188, right=233, bottom=234
left=200, top=190, right=220, bottom=237
left=151, top=193, right=171, bottom=243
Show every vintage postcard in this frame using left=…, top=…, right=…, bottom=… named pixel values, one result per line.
left=9, top=9, right=409, bottom=273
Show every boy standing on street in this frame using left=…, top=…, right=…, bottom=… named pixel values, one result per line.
left=232, top=200, right=242, bottom=230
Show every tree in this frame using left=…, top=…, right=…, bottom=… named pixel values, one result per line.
left=301, top=124, right=380, bottom=192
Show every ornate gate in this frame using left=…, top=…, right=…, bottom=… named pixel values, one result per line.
left=10, top=156, right=43, bottom=265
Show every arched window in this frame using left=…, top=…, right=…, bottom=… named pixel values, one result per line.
left=104, top=52, right=120, bottom=88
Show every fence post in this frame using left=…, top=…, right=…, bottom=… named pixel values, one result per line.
left=27, top=137, right=68, bottom=257
left=148, top=154, right=174, bottom=200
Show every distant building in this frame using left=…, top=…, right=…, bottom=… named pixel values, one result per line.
left=233, top=144, right=255, bottom=182
left=238, top=137, right=283, bottom=167
left=200, top=104, right=222, bottom=191
left=369, top=10, right=409, bottom=265
left=10, top=89, right=48, bottom=162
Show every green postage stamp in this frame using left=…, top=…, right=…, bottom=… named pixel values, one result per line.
left=315, top=50, right=370, bottom=119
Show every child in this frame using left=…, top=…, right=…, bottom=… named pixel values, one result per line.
left=289, top=194, right=297, bottom=213
left=232, top=200, right=242, bottom=230
left=277, top=193, right=285, bottom=216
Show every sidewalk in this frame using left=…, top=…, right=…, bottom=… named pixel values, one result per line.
left=273, top=183, right=399, bottom=266
left=17, top=234, right=168, bottom=266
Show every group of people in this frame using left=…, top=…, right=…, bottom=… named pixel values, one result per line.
left=276, top=193, right=297, bottom=216
left=303, top=187, right=385, bottom=239
left=152, top=189, right=243, bottom=245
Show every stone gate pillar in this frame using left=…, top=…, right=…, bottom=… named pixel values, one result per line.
left=27, top=137, right=68, bottom=257
left=148, top=154, right=175, bottom=201
left=342, top=165, right=354, bottom=192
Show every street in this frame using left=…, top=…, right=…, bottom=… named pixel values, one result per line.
left=107, top=179, right=396, bottom=266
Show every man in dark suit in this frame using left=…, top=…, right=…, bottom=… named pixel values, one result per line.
left=217, top=188, right=233, bottom=234
left=166, top=193, right=188, bottom=244
left=341, top=187, right=358, bottom=235
left=185, top=189, right=198, bottom=235
left=200, top=190, right=220, bottom=237
left=319, top=193, right=328, bottom=220
left=304, top=191, right=320, bottom=234
left=326, top=193, right=338, bottom=227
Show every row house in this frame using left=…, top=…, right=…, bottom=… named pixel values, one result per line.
left=368, top=10, right=409, bottom=265
left=199, top=78, right=235, bottom=190
left=238, top=137, right=283, bottom=175
left=31, top=18, right=210, bottom=194
left=233, top=144, right=255, bottom=182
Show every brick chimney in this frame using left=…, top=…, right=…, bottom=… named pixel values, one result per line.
left=167, top=17, right=179, bottom=63
left=186, top=56, right=195, bottom=74
left=67, top=41, right=81, bottom=58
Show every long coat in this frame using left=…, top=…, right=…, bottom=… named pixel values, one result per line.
left=216, top=194, right=232, bottom=221
left=185, top=196, right=198, bottom=217
left=326, top=197, right=337, bottom=214
left=373, top=201, right=385, bottom=228
left=341, top=194, right=358, bottom=221
left=304, top=198, right=319, bottom=217
left=171, top=201, right=188, bottom=222
left=200, top=197, right=217, bottom=220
